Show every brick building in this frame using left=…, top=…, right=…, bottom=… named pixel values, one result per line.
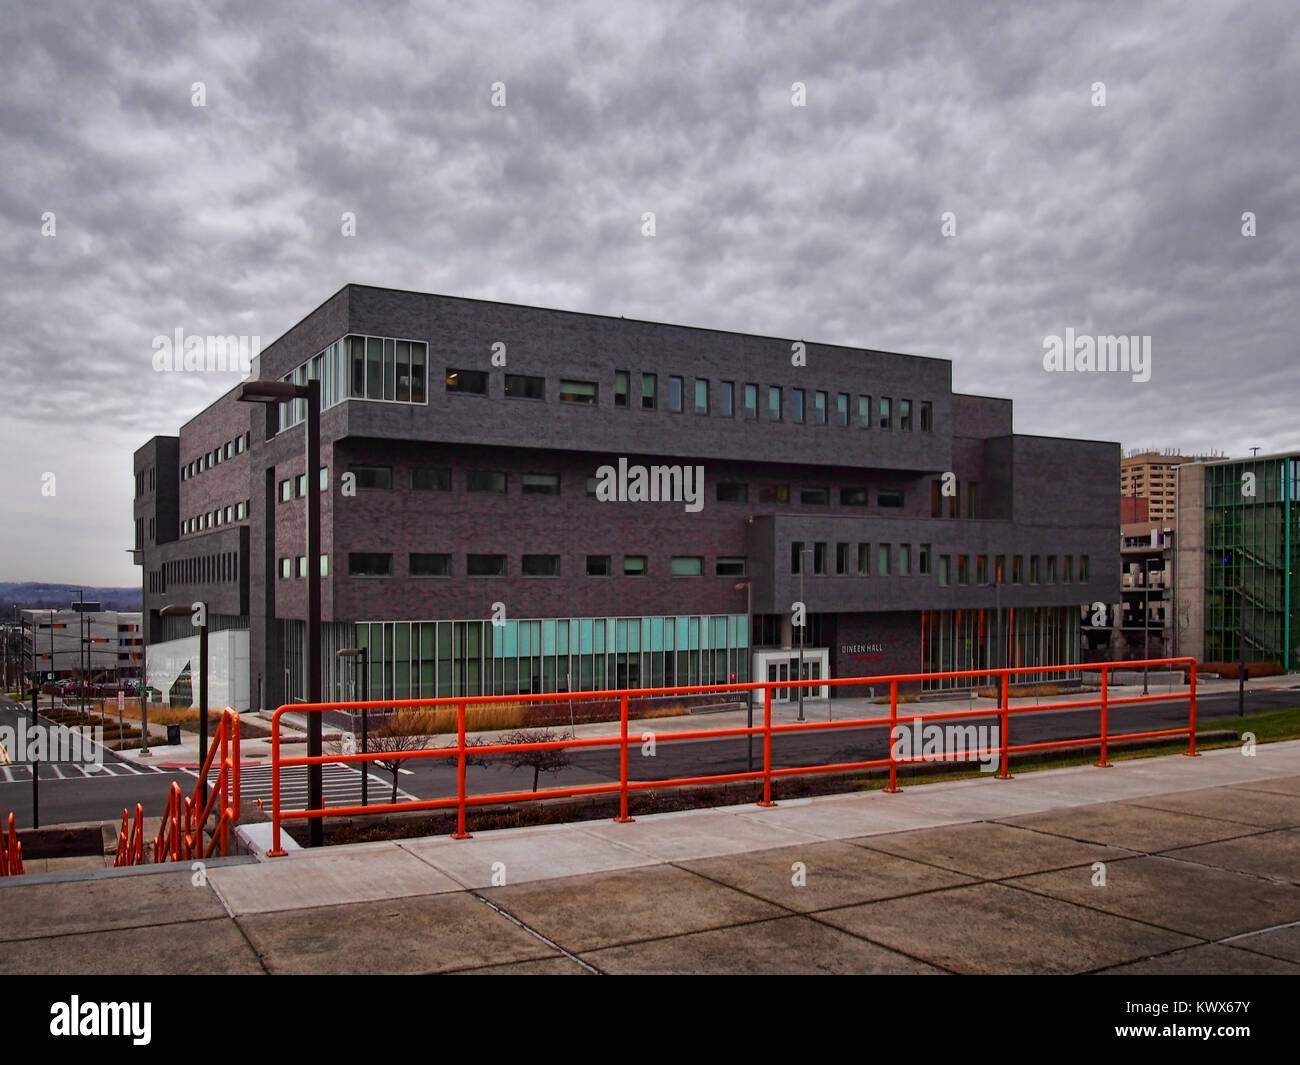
left=133, top=285, right=1119, bottom=711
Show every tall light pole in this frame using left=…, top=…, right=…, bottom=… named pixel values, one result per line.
left=1142, top=558, right=1152, bottom=695
left=734, top=581, right=752, bottom=771
left=336, top=646, right=368, bottom=807
left=161, top=603, right=208, bottom=807
left=797, top=546, right=812, bottom=723
left=238, top=377, right=322, bottom=846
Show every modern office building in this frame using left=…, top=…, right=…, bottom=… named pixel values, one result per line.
left=133, top=285, right=1119, bottom=711
left=1174, top=451, right=1300, bottom=670
left=19, top=608, right=143, bottom=684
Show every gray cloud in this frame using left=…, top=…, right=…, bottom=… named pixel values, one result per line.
left=0, top=0, right=1295, bottom=583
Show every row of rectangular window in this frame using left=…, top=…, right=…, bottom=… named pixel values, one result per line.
left=935, top=553, right=1091, bottom=586
left=331, top=465, right=904, bottom=507
left=278, top=467, right=330, bottom=502
left=333, top=554, right=750, bottom=579
left=181, top=433, right=249, bottom=481
left=162, top=551, right=240, bottom=588
left=183, top=499, right=251, bottom=535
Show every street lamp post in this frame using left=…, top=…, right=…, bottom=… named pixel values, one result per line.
left=797, top=546, right=812, bottom=724
left=336, top=647, right=369, bottom=807
left=1233, top=584, right=1247, bottom=718
left=161, top=603, right=208, bottom=807
left=734, top=580, right=752, bottom=771
left=237, top=377, right=322, bottom=846
left=1142, top=559, right=1152, bottom=696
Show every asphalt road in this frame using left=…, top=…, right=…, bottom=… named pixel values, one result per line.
left=1, top=685, right=1295, bottom=827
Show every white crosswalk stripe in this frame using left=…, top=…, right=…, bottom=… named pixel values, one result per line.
left=183, top=763, right=415, bottom=812
left=0, top=760, right=172, bottom=782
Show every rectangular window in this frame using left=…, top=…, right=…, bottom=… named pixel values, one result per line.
left=467, top=470, right=507, bottom=493
left=877, top=543, right=891, bottom=576
left=623, top=555, right=647, bottom=576
left=279, top=557, right=291, bottom=580
left=957, top=555, right=969, bottom=585
left=694, top=379, right=709, bottom=414
left=930, top=480, right=942, bottom=518
left=858, top=543, right=871, bottom=575
left=840, top=487, right=869, bottom=506
left=813, top=542, right=827, bottom=575
left=717, top=482, right=748, bottom=503
left=813, top=391, right=827, bottom=425
left=586, top=555, right=611, bottom=576
left=919, top=543, right=931, bottom=575
left=236, top=435, right=246, bottom=454
left=224, top=441, right=233, bottom=460
left=1046, top=556, right=1056, bottom=584
left=348, top=466, right=392, bottom=490
left=1030, top=555, right=1041, bottom=583
left=768, top=386, right=782, bottom=421
left=410, top=553, right=451, bottom=577
left=559, top=379, right=598, bottom=405
left=995, top=555, right=1005, bottom=584
left=1063, top=556, right=1073, bottom=583
left=759, top=483, right=789, bottom=504
left=668, top=375, right=684, bottom=412
left=836, top=393, right=849, bottom=426
left=939, top=555, right=951, bottom=586
left=858, top=395, right=871, bottom=427
left=279, top=479, right=291, bottom=502
left=295, top=474, right=307, bottom=497
left=791, top=541, right=804, bottom=575
left=1012, top=556, right=1023, bottom=584
left=716, top=557, right=746, bottom=577
left=297, top=556, right=308, bottom=579
left=899, top=543, right=912, bottom=576
left=520, top=473, right=561, bottom=495
left=878, top=489, right=904, bottom=508
left=467, top=554, right=507, bottom=577
left=670, top=556, right=703, bottom=576
left=522, top=554, right=560, bottom=577
left=348, top=553, right=392, bottom=577
left=720, top=381, right=734, bottom=417
left=743, top=383, right=758, bottom=419
left=320, top=554, right=329, bottom=578
left=967, top=483, right=979, bottom=519
left=319, top=466, right=329, bottom=491
left=920, top=401, right=932, bottom=431
left=976, top=555, right=987, bottom=585
left=446, top=368, right=488, bottom=395
left=224, top=505, right=233, bottom=522
left=792, top=388, right=805, bottom=423
left=614, top=371, right=629, bottom=408
left=836, top=542, right=850, bottom=575
left=411, top=467, right=452, bottom=491
left=900, top=399, right=913, bottom=431
left=504, top=374, right=545, bottom=400
left=641, top=373, right=656, bottom=409
left=879, top=397, right=892, bottom=430
left=1079, top=555, right=1090, bottom=582
left=800, top=487, right=829, bottom=505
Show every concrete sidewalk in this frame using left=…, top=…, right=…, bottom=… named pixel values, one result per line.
left=2, top=739, right=1299, bottom=974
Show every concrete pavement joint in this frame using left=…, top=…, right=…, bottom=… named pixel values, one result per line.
left=467, top=891, right=603, bottom=974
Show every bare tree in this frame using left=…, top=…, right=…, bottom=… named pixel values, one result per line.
left=495, top=728, right=574, bottom=792
left=367, top=708, right=440, bottom=805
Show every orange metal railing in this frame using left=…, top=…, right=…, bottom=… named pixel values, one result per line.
left=0, top=806, right=22, bottom=877
left=263, top=658, right=1200, bottom=855
left=114, top=707, right=241, bottom=866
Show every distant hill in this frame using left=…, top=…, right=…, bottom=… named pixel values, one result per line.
left=0, top=582, right=141, bottom=613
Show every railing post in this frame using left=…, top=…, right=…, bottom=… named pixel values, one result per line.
left=996, top=671, right=1012, bottom=780
left=884, top=680, right=901, bottom=793
left=1185, top=660, right=1199, bottom=757
left=758, top=684, right=776, bottom=807
left=1095, top=664, right=1111, bottom=767
left=452, top=700, right=471, bottom=838
left=614, top=694, right=633, bottom=822
left=267, top=710, right=286, bottom=857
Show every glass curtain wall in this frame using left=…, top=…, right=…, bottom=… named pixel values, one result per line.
left=920, top=606, right=1080, bottom=691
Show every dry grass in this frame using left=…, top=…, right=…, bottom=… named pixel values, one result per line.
left=972, top=683, right=1064, bottom=699
left=871, top=693, right=920, bottom=705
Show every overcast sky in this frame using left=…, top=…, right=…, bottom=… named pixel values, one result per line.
left=1, top=0, right=1295, bottom=586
